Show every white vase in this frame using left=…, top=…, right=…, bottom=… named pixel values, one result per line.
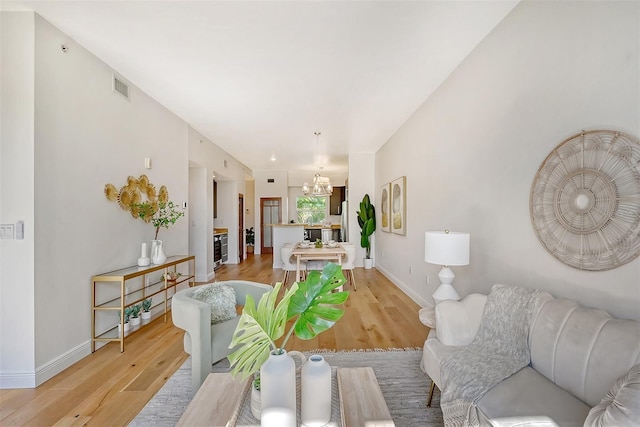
left=151, top=240, right=167, bottom=265
left=130, top=316, right=141, bottom=326
left=364, top=258, right=373, bottom=269
left=260, top=350, right=298, bottom=427
left=141, top=311, right=151, bottom=321
left=137, top=242, right=150, bottom=267
left=119, top=322, right=130, bottom=337
left=301, top=355, right=332, bottom=426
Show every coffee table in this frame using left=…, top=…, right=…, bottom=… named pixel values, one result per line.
left=177, top=366, right=394, bottom=426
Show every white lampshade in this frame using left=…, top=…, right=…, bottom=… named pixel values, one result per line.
left=424, top=231, right=470, bottom=266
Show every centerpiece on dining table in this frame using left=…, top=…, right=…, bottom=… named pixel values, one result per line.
left=314, top=238, right=323, bottom=248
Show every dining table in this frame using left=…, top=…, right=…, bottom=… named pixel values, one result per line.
left=291, top=242, right=347, bottom=283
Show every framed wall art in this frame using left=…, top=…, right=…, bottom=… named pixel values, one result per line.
left=391, top=176, right=406, bottom=235
left=380, top=183, right=391, bottom=232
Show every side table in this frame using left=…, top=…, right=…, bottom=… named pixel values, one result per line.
left=419, top=306, right=437, bottom=406
left=418, top=306, right=436, bottom=329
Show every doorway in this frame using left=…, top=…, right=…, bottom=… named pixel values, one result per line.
left=238, top=194, right=244, bottom=262
left=260, top=197, right=281, bottom=255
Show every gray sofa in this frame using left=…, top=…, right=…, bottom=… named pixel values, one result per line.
left=421, top=289, right=640, bottom=426
left=172, top=280, right=272, bottom=393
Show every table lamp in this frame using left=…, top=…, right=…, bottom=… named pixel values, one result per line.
left=424, top=230, right=470, bottom=305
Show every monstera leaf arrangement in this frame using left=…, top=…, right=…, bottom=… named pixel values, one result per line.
left=228, top=263, right=349, bottom=380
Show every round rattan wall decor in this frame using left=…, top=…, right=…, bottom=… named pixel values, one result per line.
left=530, top=130, right=640, bottom=271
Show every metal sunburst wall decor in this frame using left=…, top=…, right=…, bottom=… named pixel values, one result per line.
left=530, top=130, right=640, bottom=271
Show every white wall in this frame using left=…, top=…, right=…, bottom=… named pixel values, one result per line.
left=375, top=1, right=640, bottom=319
left=188, top=128, right=251, bottom=278
left=0, top=12, right=36, bottom=388
left=348, top=153, right=376, bottom=266
left=1, top=12, right=191, bottom=387
left=188, top=167, right=209, bottom=281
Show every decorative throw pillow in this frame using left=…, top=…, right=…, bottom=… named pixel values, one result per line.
left=191, top=283, right=238, bottom=325
left=584, top=364, right=640, bottom=426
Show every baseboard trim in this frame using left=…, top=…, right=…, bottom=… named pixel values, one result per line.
left=375, top=265, right=433, bottom=308
left=0, top=340, right=91, bottom=389
left=0, top=371, right=36, bottom=389
left=36, top=340, right=91, bottom=387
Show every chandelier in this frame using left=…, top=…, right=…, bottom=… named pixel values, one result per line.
left=303, top=132, right=333, bottom=196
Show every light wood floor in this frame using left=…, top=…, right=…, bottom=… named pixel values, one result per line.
left=0, top=255, right=430, bottom=426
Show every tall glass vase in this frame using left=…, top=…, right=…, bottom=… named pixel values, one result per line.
left=260, top=350, right=297, bottom=427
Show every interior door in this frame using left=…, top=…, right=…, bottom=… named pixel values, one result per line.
left=260, top=197, right=281, bottom=254
left=238, top=194, right=244, bottom=262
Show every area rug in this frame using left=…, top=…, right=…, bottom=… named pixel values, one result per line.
left=129, top=348, right=443, bottom=426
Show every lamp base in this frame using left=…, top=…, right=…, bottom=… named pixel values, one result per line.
left=432, top=267, right=460, bottom=305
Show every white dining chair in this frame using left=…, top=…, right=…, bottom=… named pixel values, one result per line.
left=341, top=243, right=357, bottom=291
left=281, top=246, right=306, bottom=286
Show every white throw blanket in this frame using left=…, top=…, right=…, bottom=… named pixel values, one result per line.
left=440, top=284, right=543, bottom=427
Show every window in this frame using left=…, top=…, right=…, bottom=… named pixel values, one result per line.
left=296, top=196, right=327, bottom=224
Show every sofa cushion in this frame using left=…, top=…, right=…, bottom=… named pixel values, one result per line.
left=529, top=298, right=640, bottom=407
left=476, top=366, right=590, bottom=427
left=191, top=283, right=237, bottom=325
left=584, top=364, right=640, bottom=426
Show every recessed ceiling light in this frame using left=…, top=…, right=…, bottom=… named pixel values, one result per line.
left=270, top=154, right=277, bottom=162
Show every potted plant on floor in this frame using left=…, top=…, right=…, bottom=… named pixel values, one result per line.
left=246, top=227, right=255, bottom=254
left=357, top=193, right=376, bottom=269
left=227, top=263, right=349, bottom=422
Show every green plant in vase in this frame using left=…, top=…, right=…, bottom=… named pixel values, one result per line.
left=227, top=262, right=349, bottom=421
left=357, top=193, right=376, bottom=268
left=129, top=304, right=142, bottom=326
left=136, top=200, right=185, bottom=240
left=141, top=298, right=153, bottom=320
left=228, top=263, right=349, bottom=379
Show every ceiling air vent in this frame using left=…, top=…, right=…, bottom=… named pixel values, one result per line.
left=113, top=75, right=130, bottom=100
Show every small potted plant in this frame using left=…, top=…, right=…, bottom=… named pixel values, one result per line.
left=118, top=307, right=132, bottom=336
left=129, top=304, right=142, bottom=326
left=141, top=298, right=152, bottom=321
left=314, top=238, right=323, bottom=248
left=246, top=227, right=255, bottom=254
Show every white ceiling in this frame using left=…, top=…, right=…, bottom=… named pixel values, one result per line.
left=3, top=0, right=518, bottom=174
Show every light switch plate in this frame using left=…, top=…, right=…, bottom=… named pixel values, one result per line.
left=0, top=224, right=15, bottom=239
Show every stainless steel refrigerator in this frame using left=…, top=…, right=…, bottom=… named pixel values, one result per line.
left=340, top=200, right=348, bottom=242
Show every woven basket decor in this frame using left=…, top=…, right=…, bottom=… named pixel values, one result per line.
left=530, top=130, right=640, bottom=271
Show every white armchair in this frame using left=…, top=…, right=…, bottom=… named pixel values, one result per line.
left=421, top=293, right=487, bottom=405
left=172, top=280, right=272, bottom=393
